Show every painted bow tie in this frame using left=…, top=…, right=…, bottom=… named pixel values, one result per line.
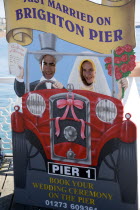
left=55, top=93, right=86, bottom=139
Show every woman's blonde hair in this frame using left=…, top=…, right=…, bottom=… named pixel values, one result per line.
left=79, top=59, right=96, bottom=86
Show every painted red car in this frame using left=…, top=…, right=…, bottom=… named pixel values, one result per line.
left=11, top=81, right=137, bottom=204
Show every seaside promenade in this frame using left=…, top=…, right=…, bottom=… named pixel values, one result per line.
left=0, top=158, right=51, bottom=209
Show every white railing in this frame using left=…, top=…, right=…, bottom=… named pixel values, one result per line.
left=0, top=77, right=21, bottom=155
left=0, top=97, right=21, bottom=154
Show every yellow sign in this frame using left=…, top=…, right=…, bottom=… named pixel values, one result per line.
left=4, top=0, right=135, bottom=53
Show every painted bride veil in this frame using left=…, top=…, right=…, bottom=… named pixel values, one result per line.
left=67, top=52, right=111, bottom=96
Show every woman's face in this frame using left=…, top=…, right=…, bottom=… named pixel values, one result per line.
left=82, top=61, right=96, bottom=84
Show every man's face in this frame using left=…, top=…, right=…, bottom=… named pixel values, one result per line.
left=41, top=55, right=56, bottom=79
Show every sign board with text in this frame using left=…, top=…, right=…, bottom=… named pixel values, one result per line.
left=5, top=0, right=138, bottom=209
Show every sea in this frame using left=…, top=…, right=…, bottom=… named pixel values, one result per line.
left=0, top=37, right=17, bottom=106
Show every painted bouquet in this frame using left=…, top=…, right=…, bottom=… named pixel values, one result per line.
left=104, top=44, right=136, bottom=97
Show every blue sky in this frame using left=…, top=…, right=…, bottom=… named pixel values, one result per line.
left=135, top=0, right=140, bottom=23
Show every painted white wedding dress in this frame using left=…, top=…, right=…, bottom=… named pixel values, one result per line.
left=68, top=52, right=111, bottom=96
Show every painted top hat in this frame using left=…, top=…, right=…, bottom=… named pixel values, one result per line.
left=34, top=32, right=63, bottom=63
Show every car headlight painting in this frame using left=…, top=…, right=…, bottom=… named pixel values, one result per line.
left=26, top=93, right=46, bottom=116
left=96, top=99, right=117, bottom=123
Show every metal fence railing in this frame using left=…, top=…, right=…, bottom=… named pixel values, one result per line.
left=0, top=96, right=21, bottom=156
left=0, top=76, right=21, bottom=157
